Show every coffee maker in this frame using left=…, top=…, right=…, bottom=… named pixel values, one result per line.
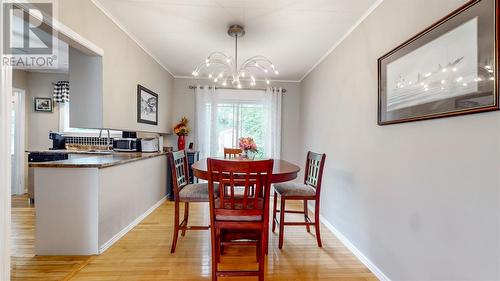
left=49, top=132, right=66, bottom=150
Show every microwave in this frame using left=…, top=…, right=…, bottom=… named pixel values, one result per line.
left=113, top=138, right=141, bottom=152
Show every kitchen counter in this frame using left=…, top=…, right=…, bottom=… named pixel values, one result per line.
left=32, top=150, right=167, bottom=255
left=28, top=151, right=167, bottom=168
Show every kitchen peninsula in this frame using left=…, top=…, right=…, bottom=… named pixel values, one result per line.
left=29, top=151, right=167, bottom=255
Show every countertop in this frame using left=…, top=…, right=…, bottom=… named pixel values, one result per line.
left=28, top=151, right=168, bottom=169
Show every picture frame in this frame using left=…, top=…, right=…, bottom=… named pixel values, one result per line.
left=378, top=0, right=499, bottom=125
left=137, top=84, right=158, bottom=125
left=33, top=97, right=53, bottom=112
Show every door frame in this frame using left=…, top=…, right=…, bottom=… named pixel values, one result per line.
left=0, top=3, right=104, bottom=279
left=11, top=88, right=26, bottom=196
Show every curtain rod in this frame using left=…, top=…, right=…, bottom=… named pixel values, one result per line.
left=188, top=85, right=287, bottom=94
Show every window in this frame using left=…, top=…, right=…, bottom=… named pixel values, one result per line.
left=59, top=102, right=121, bottom=136
left=196, top=88, right=282, bottom=159
left=215, top=102, right=266, bottom=158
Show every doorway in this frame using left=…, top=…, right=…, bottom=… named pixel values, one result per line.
left=10, top=89, right=26, bottom=196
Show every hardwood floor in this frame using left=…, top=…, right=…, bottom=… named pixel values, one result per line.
left=11, top=194, right=377, bottom=280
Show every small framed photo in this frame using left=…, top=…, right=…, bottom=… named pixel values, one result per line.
left=137, top=84, right=158, bottom=125
left=378, top=0, right=498, bottom=125
left=33, top=97, right=53, bottom=112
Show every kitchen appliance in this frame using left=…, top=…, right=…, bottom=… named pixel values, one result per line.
left=141, top=138, right=159, bottom=152
left=113, top=138, right=141, bottom=152
left=49, top=132, right=66, bottom=150
left=122, top=131, right=137, bottom=138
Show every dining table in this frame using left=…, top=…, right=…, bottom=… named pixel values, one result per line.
left=191, top=158, right=301, bottom=183
left=191, top=158, right=301, bottom=255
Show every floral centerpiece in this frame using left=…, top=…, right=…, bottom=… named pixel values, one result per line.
left=239, top=137, right=258, bottom=158
left=174, top=117, right=189, bottom=150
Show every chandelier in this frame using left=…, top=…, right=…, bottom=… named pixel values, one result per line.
left=192, top=24, right=279, bottom=88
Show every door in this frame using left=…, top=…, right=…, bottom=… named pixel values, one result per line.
left=11, top=89, right=25, bottom=195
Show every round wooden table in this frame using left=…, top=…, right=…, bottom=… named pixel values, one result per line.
left=191, top=158, right=300, bottom=183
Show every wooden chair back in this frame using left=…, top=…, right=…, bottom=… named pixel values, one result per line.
left=169, top=150, right=189, bottom=200
left=224, top=147, right=242, bottom=159
left=304, top=151, right=326, bottom=195
left=207, top=159, right=274, bottom=227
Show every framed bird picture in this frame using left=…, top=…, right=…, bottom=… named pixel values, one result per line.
left=137, top=84, right=158, bottom=125
left=378, top=0, right=498, bottom=125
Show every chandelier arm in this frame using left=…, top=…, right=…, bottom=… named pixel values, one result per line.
left=207, top=51, right=231, bottom=60
left=243, top=65, right=271, bottom=79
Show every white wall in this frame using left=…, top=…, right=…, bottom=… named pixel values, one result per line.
left=300, top=0, right=500, bottom=280
left=13, top=70, right=68, bottom=150
left=169, top=78, right=302, bottom=164
left=57, top=0, right=174, bottom=134
left=26, top=72, right=68, bottom=150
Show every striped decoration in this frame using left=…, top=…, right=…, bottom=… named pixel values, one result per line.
left=53, top=81, right=70, bottom=103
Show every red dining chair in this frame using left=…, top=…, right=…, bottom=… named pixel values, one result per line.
left=207, top=158, right=274, bottom=281
left=272, top=151, right=326, bottom=249
left=169, top=150, right=214, bottom=253
left=224, top=147, right=242, bottom=159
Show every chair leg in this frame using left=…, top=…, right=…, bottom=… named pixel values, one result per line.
left=258, top=233, right=265, bottom=281
left=314, top=200, right=322, bottom=247
left=278, top=197, right=285, bottom=249
left=170, top=201, right=180, bottom=253
left=181, top=202, right=189, bottom=237
left=304, top=200, right=310, bottom=233
left=272, top=191, right=278, bottom=232
left=215, top=229, right=221, bottom=263
left=211, top=230, right=218, bottom=281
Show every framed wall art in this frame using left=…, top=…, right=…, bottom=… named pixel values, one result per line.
left=33, top=97, right=53, bottom=112
left=137, top=84, right=158, bottom=125
left=378, top=0, right=499, bottom=125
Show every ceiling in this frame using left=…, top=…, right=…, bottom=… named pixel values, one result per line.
left=94, top=0, right=380, bottom=81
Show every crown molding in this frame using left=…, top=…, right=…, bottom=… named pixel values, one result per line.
left=300, top=0, right=385, bottom=82
left=90, top=0, right=175, bottom=78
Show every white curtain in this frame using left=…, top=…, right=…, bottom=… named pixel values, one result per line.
left=195, top=86, right=282, bottom=159
left=195, top=85, right=216, bottom=159
left=264, top=87, right=282, bottom=159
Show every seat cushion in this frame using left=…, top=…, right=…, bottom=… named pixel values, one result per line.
left=214, top=198, right=263, bottom=221
left=179, top=183, right=218, bottom=202
left=273, top=182, right=316, bottom=197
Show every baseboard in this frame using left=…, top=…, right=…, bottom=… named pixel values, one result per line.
left=307, top=205, right=391, bottom=281
left=99, top=196, right=166, bottom=253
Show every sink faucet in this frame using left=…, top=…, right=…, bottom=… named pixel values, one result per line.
left=98, top=129, right=112, bottom=150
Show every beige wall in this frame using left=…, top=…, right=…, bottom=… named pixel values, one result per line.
left=13, top=70, right=68, bottom=150
left=300, top=0, right=500, bottom=280
left=168, top=78, right=302, bottom=164
left=57, top=0, right=174, bottom=134
left=26, top=72, right=68, bottom=150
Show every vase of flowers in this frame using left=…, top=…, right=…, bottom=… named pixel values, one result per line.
left=174, top=117, right=189, bottom=151
left=239, top=137, right=258, bottom=159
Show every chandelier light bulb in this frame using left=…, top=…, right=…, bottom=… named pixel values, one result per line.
left=274, top=70, right=279, bottom=75
left=266, top=79, right=270, bottom=85
left=263, top=69, right=268, bottom=73
left=241, top=72, right=246, bottom=77
left=214, top=78, right=218, bottom=82
left=237, top=84, right=242, bottom=89
left=251, top=76, right=256, bottom=82
left=208, top=73, right=213, bottom=78
left=270, top=64, right=275, bottom=69
left=218, top=73, right=223, bottom=78
left=222, top=81, right=227, bottom=86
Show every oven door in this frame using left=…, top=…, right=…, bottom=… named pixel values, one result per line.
left=113, top=139, right=134, bottom=151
